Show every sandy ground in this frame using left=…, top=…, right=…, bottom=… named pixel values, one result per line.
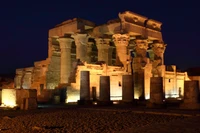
left=0, top=105, right=200, bottom=133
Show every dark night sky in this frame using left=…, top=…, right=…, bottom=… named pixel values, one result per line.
left=0, top=0, right=199, bottom=74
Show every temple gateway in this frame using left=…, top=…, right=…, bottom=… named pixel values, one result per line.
left=14, top=11, right=190, bottom=103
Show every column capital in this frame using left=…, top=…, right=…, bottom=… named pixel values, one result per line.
left=57, top=37, right=73, bottom=49
left=112, top=34, right=130, bottom=47
left=88, top=42, right=94, bottom=46
left=150, top=43, right=167, bottom=55
left=95, top=38, right=111, bottom=44
left=134, top=39, right=148, bottom=50
left=95, top=38, right=111, bottom=49
left=71, top=33, right=90, bottom=46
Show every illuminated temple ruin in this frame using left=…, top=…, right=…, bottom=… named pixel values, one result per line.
left=14, top=11, right=190, bottom=103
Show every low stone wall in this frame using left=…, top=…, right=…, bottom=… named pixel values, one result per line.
left=16, top=89, right=37, bottom=107
left=1, top=89, right=17, bottom=107
left=37, top=89, right=54, bottom=103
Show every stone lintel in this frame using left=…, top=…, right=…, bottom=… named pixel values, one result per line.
left=146, top=19, right=162, bottom=31
left=119, top=11, right=148, bottom=26
left=24, top=67, right=34, bottom=72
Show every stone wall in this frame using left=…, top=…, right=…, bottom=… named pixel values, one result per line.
left=164, top=71, right=187, bottom=98
left=13, top=11, right=190, bottom=102
left=67, top=63, right=128, bottom=102
left=189, top=76, right=200, bottom=92
left=31, top=60, right=48, bottom=95
left=1, top=89, right=17, bottom=107
left=16, top=89, right=37, bottom=106
left=46, top=55, right=60, bottom=89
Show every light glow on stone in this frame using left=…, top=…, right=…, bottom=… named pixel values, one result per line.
left=66, top=95, right=79, bottom=103
left=1, top=89, right=17, bottom=108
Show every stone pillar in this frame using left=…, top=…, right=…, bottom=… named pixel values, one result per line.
left=134, top=71, right=145, bottom=100
left=108, top=47, right=113, bottom=65
left=180, top=80, right=200, bottom=109
left=147, top=77, right=164, bottom=108
left=57, top=37, right=73, bottom=84
left=151, top=42, right=167, bottom=77
left=95, top=38, right=111, bottom=65
left=112, top=34, right=130, bottom=70
left=132, top=39, right=149, bottom=71
left=15, top=69, right=24, bottom=89
left=98, top=76, right=112, bottom=105
left=122, top=75, right=134, bottom=102
left=71, top=33, right=90, bottom=62
left=22, top=71, right=32, bottom=89
left=86, top=42, right=93, bottom=63
left=80, top=71, right=90, bottom=101
left=92, top=87, right=97, bottom=101
left=133, top=39, right=148, bottom=100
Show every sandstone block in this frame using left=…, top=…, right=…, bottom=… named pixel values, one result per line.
left=25, top=98, right=37, bottom=110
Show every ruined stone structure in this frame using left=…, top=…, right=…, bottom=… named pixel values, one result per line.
left=14, top=11, right=190, bottom=103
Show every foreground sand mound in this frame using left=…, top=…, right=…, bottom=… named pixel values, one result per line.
left=0, top=107, right=189, bottom=133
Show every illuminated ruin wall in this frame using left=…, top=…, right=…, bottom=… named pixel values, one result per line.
left=14, top=11, right=190, bottom=102
left=67, top=63, right=129, bottom=102
left=66, top=63, right=188, bottom=102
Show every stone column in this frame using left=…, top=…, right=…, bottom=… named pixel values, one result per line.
left=22, top=71, right=33, bottom=89
left=133, top=39, right=148, bottom=100
left=86, top=42, right=93, bottom=63
left=95, top=38, right=111, bottom=65
left=108, top=47, right=113, bottom=65
left=15, top=69, right=24, bottom=89
left=57, top=37, right=73, bottom=84
left=122, top=75, right=134, bottom=102
left=113, top=34, right=130, bottom=70
left=147, top=77, right=164, bottom=108
left=71, top=33, right=90, bottom=62
left=151, top=42, right=167, bottom=77
left=180, top=80, right=200, bottom=109
left=132, top=39, right=149, bottom=71
left=98, top=76, right=112, bottom=105
left=80, top=71, right=90, bottom=101
left=134, top=71, right=145, bottom=100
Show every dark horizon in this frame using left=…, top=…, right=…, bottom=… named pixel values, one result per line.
left=0, top=0, right=200, bottom=74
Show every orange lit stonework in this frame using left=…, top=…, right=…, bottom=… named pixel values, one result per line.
left=14, top=11, right=190, bottom=103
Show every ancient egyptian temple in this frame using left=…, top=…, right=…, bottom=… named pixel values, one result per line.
left=14, top=11, right=190, bottom=103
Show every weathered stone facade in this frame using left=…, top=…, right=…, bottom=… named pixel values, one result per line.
left=14, top=11, right=190, bottom=102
